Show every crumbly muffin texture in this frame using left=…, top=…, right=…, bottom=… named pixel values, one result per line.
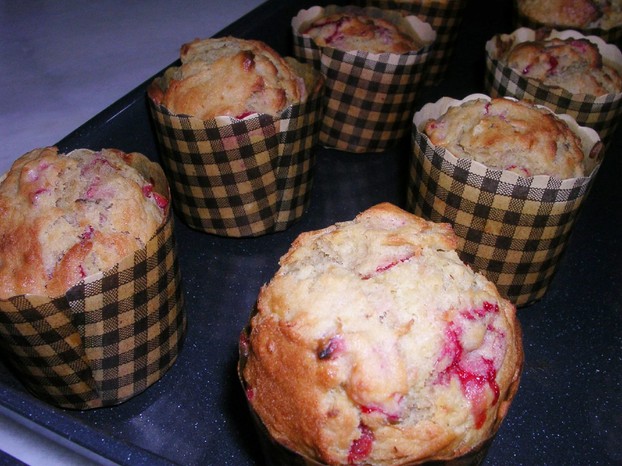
left=0, top=147, right=167, bottom=299
left=503, top=37, right=622, bottom=96
left=242, top=203, right=522, bottom=465
left=302, top=11, right=423, bottom=53
left=423, top=97, right=586, bottom=178
left=151, top=37, right=306, bottom=120
left=517, top=0, right=622, bottom=30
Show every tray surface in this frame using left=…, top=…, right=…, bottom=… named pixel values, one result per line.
left=0, top=0, right=620, bottom=464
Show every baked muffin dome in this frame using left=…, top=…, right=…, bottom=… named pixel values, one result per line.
left=0, top=147, right=167, bottom=299
left=150, top=36, right=306, bottom=120
left=423, top=97, right=586, bottom=178
left=502, top=37, right=622, bottom=96
left=301, top=11, right=423, bottom=53
left=516, top=0, right=622, bottom=30
left=241, top=203, right=523, bottom=465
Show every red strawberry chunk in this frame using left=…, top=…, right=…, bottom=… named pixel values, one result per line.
left=348, top=423, right=374, bottom=465
left=361, top=254, right=414, bottom=280
left=360, top=404, right=400, bottom=423
left=29, top=188, right=49, bottom=205
left=461, top=300, right=499, bottom=320
left=245, top=386, right=254, bottom=402
left=436, top=302, right=502, bottom=429
left=142, top=184, right=169, bottom=210
left=80, top=225, right=95, bottom=241
left=239, top=331, right=250, bottom=359
left=548, top=55, right=559, bottom=74
left=234, top=111, right=254, bottom=119
left=317, top=335, right=344, bottom=360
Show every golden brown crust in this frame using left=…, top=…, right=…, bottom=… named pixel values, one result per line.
left=423, top=97, right=586, bottom=178
left=503, top=37, right=622, bottom=96
left=518, top=0, right=601, bottom=28
left=517, top=0, right=622, bottom=30
left=243, top=203, right=523, bottom=465
left=152, top=37, right=306, bottom=119
left=302, top=12, right=422, bottom=54
left=0, top=147, right=166, bottom=299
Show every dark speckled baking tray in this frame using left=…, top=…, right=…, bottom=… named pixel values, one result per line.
left=0, top=0, right=620, bottom=464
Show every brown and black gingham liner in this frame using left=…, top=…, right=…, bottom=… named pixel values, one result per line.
left=148, top=67, right=323, bottom=237
left=0, top=202, right=186, bottom=410
left=485, top=28, right=622, bottom=150
left=513, top=0, right=622, bottom=49
left=292, top=6, right=436, bottom=153
left=356, top=0, right=468, bottom=86
left=407, top=96, right=602, bottom=306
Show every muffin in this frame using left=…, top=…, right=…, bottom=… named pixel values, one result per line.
left=240, top=202, right=523, bottom=465
left=148, top=37, right=324, bottom=237
left=422, top=97, right=586, bottom=178
left=356, top=0, right=469, bottom=86
left=0, top=147, right=165, bottom=298
left=149, top=36, right=307, bottom=120
left=516, top=0, right=622, bottom=31
left=300, top=10, right=425, bottom=53
left=502, top=36, right=622, bottom=95
left=408, top=94, right=602, bottom=306
left=485, top=28, right=622, bottom=150
left=514, top=0, right=622, bottom=47
left=0, top=146, right=186, bottom=409
left=292, top=5, right=436, bottom=153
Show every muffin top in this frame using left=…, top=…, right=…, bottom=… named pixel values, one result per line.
left=301, top=11, right=423, bottom=53
left=423, top=97, right=586, bottom=178
left=0, top=147, right=167, bottom=299
left=151, top=37, right=306, bottom=120
left=502, top=37, right=622, bottom=96
left=516, top=0, right=622, bottom=30
left=242, top=203, right=522, bottom=465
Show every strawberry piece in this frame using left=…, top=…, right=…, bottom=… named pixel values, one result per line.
left=151, top=191, right=169, bottom=209
left=317, top=335, right=344, bottom=360
left=239, top=331, right=250, bottom=359
left=360, top=404, right=400, bottom=423
left=461, top=300, right=499, bottom=320
left=142, top=184, right=169, bottom=209
left=361, top=255, right=413, bottom=280
left=80, top=225, right=95, bottom=241
left=29, top=188, right=49, bottom=205
left=436, top=302, right=502, bottom=429
left=234, top=111, right=254, bottom=119
left=548, top=55, right=559, bottom=74
left=245, top=386, right=255, bottom=402
left=347, top=423, right=374, bottom=465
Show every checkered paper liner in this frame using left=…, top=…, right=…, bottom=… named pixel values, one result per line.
left=237, top=320, right=520, bottom=466
left=148, top=63, right=323, bottom=237
left=407, top=95, right=602, bottom=307
left=355, top=0, right=469, bottom=86
left=0, top=165, right=186, bottom=410
left=292, top=5, right=436, bottom=153
left=513, top=0, right=622, bottom=50
left=485, top=27, right=622, bottom=150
